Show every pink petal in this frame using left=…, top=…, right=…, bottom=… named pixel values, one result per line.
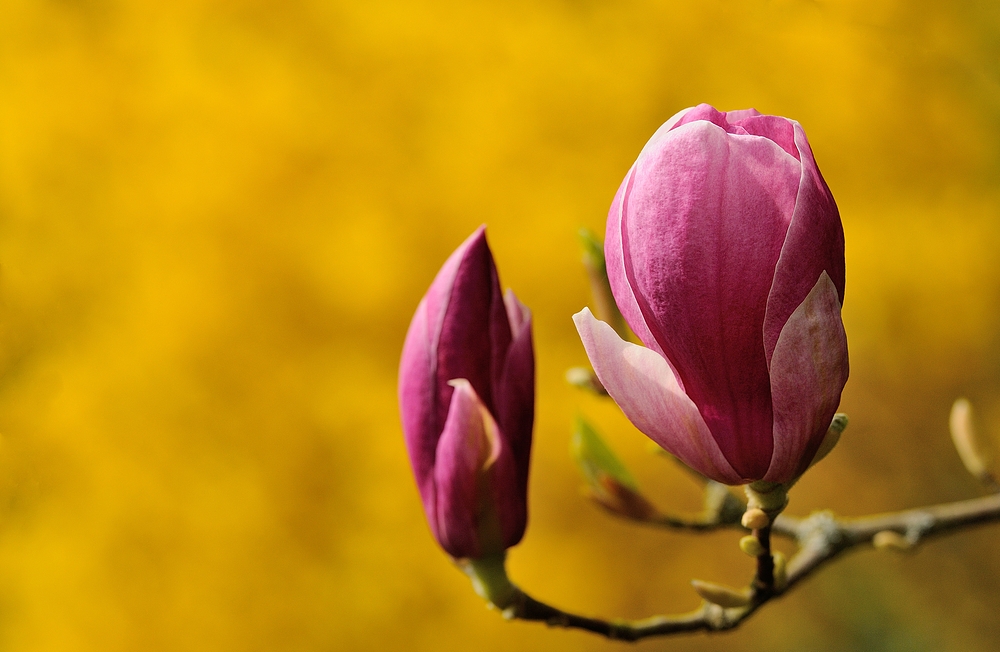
left=604, top=165, right=674, bottom=365
left=433, top=380, right=502, bottom=558
left=614, top=119, right=801, bottom=478
left=494, top=290, right=534, bottom=546
left=433, top=227, right=512, bottom=428
left=573, top=308, right=743, bottom=485
left=724, top=108, right=763, bottom=123
left=503, top=289, right=530, bottom=339
left=764, top=272, right=849, bottom=483
left=763, top=121, right=845, bottom=364
left=399, top=296, right=437, bottom=507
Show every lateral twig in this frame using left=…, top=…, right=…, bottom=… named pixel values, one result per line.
left=504, top=492, right=1000, bottom=641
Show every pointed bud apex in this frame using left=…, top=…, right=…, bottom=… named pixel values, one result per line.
left=565, top=366, right=608, bottom=396
left=810, top=413, right=848, bottom=468
left=739, top=535, right=764, bottom=557
left=772, top=552, right=788, bottom=590
left=690, top=579, right=751, bottom=608
left=949, top=398, right=995, bottom=485
left=741, top=508, right=770, bottom=530
left=872, top=530, right=912, bottom=552
left=578, top=228, right=627, bottom=337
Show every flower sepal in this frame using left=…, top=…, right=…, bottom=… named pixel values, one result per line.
left=459, top=552, right=520, bottom=611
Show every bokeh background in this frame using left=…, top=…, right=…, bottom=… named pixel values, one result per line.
left=1, top=0, right=999, bottom=650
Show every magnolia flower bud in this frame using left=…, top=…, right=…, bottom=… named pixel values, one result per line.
left=399, top=227, right=535, bottom=559
left=574, top=104, right=849, bottom=485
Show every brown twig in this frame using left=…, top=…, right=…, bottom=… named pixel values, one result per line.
left=592, top=482, right=802, bottom=540
left=503, top=491, right=1000, bottom=641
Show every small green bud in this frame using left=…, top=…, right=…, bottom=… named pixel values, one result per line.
left=741, top=508, right=769, bottom=530
left=772, top=552, right=788, bottom=590
left=739, top=535, right=764, bottom=557
left=691, top=579, right=751, bottom=608
left=572, top=415, right=638, bottom=491
left=809, top=413, right=848, bottom=468
left=872, top=530, right=912, bottom=553
left=949, top=399, right=995, bottom=485
left=578, top=228, right=627, bottom=337
left=572, top=416, right=658, bottom=520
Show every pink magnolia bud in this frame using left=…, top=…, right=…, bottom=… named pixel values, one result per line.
left=574, top=104, right=849, bottom=485
left=399, top=227, right=534, bottom=559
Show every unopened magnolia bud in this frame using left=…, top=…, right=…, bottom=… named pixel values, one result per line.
left=690, top=579, right=751, bottom=608
left=872, top=530, right=912, bottom=552
left=949, top=398, right=994, bottom=484
left=741, top=508, right=769, bottom=530
left=739, top=535, right=764, bottom=557
left=772, top=552, right=788, bottom=590
left=400, top=228, right=534, bottom=560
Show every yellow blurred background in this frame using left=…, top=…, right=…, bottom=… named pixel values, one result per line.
left=1, top=0, right=999, bottom=650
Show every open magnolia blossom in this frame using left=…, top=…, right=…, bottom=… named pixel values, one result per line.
left=574, top=104, right=849, bottom=485
left=398, top=227, right=534, bottom=559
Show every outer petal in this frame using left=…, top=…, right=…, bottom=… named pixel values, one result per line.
left=763, top=121, right=845, bottom=364
left=601, top=106, right=705, bottom=368
left=435, top=227, right=512, bottom=428
left=399, top=297, right=437, bottom=508
left=573, top=308, right=743, bottom=484
left=493, top=289, right=534, bottom=547
left=605, top=166, right=674, bottom=363
left=764, top=272, right=849, bottom=483
left=614, top=119, right=801, bottom=479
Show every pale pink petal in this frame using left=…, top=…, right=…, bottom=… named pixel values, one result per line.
left=762, top=121, right=845, bottom=364
left=724, top=108, right=763, bottom=123
left=764, top=272, right=849, bottom=483
left=503, top=289, right=530, bottom=339
left=433, top=380, right=500, bottom=558
left=573, top=308, right=743, bottom=484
